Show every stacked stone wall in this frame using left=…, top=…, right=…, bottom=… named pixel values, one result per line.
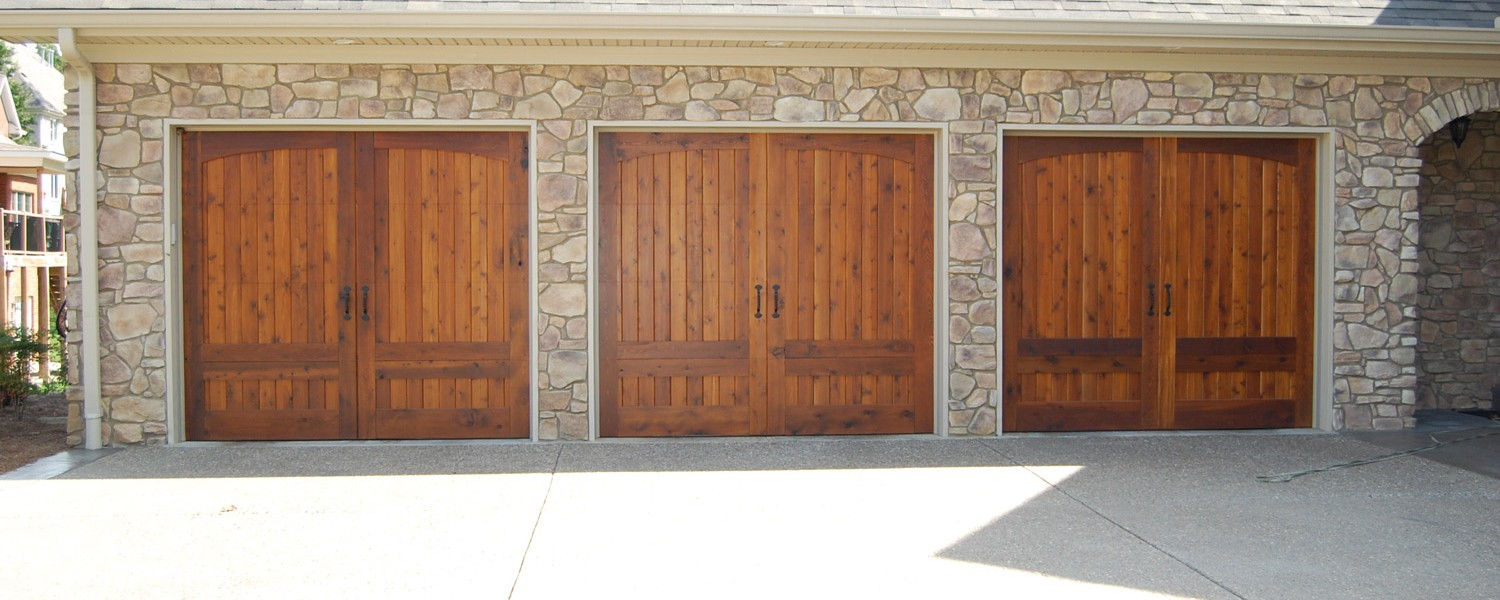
left=1416, top=112, right=1500, bottom=411
left=57, top=62, right=1500, bottom=444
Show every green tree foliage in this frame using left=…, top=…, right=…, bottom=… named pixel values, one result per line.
left=0, top=43, right=51, bottom=147
left=0, top=326, right=47, bottom=407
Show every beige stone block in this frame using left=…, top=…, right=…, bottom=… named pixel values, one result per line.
left=291, top=80, right=338, bottom=100
left=97, top=83, right=135, bottom=104
left=1257, top=74, right=1294, bottom=100
left=514, top=94, right=563, bottom=119
left=116, top=64, right=153, bottom=84
left=955, top=345, right=997, bottom=370
left=1172, top=73, right=1213, bottom=98
left=1109, top=79, right=1148, bottom=122
left=358, top=99, right=385, bottom=118
left=340, top=78, right=378, bottom=98
left=914, top=88, right=961, bottom=120
left=539, top=283, right=586, bottom=317
left=129, top=94, right=171, bottom=117
left=540, top=390, right=572, bottom=411
left=772, top=96, right=823, bottom=122
left=112, top=397, right=165, bottom=423
left=222, top=64, right=276, bottom=88
left=551, top=236, right=587, bottom=264
left=1020, top=70, right=1070, bottom=94
left=656, top=73, right=690, bottom=104
left=449, top=65, right=493, bottom=91
left=277, top=64, right=315, bottom=83
left=547, top=350, right=587, bottom=387
left=111, top=423, right=143, bottom=445
left=558, top=413, right=589, bottom=440
left=242, top=89, right=270, bottom=108
left=949, top=222, right=987, bottom=261
left=100, top=355, right=131, bottom=384
left=601, top=96, right=644, bottom=120
left=284, top=99, right=319, bottom=118
left=551, top=80, right=583, bottom=107
left=106, top=304, right=157, bottom=340
left=310, top=65, right=347, bottom=80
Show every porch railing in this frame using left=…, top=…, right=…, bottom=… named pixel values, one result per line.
left=3, top=210, right=64, bottom=254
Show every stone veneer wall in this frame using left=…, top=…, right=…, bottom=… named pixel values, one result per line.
left=57, top=62, right=1500, bottom=444
left=1416, top=112, right=1500, bottom=411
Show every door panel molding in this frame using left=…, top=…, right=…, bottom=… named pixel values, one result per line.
left=181, top=130, right=531, bottom=440
left=597, top=131, right=936, bottom=437
left=1001, top=134, right=1316, bottom=432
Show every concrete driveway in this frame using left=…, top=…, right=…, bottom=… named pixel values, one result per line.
left=2, top=432, right=1497, bottom=599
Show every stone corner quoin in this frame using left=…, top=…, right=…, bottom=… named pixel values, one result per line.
left=61, top=61, right=1500, bottom=444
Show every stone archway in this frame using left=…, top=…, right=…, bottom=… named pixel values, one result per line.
left=1415, top=110, right=1500, bottom=411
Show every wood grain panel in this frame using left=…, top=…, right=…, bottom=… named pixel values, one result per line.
left=1003, top=137, right=1152, bottom=432
left=1002, top=135, right=1314, bottom=432
left=184, top=130, right=529, bottom=441
left=598, top=132, right=757, bottom=436
left=365, top=132, right=530, bottom=439
left=599, top=132, right=935, bottom=437
left=183, top=132, right=356, bottom=440
left=1166, top=138, right=1314, bottom=429
left=767, top=133, right=934, bottom=435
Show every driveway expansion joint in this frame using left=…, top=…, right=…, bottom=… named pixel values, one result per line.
left=507, top=444, right=563, bottom=600
left=980, top=440, right=1250, bottom=600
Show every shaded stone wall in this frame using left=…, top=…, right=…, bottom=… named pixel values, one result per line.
left=1417, top=112, right=1500, bottom=411
left=57, top=61, right=1500, bottom=444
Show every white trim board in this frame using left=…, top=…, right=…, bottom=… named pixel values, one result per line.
left=584, top=121, right=954, bottom=439
left=161, top=119, right=538, bottom=444
left=994, top=125, right=1338, bottom=434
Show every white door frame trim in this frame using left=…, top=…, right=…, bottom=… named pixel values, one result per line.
left=161, top=119, right=539, bottom=443
left=584, top=121, right=953, bottom=440
left=995, top=124, right=1338, bottom=434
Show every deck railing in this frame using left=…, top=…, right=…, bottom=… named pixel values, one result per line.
left=3, top=210, right=64, bottom=254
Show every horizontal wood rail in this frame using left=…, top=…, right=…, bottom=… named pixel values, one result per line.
left=2, top=209, right=63, bottom=255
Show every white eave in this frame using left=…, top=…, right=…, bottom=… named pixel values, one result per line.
left=2, top=10, right=1500, bottom=76
left=0, top=143, right=67, bottom=175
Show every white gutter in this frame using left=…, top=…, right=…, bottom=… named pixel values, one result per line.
left=3, top=11, right=1500, bottom=54
left=58, top=28, right=102, bottom=450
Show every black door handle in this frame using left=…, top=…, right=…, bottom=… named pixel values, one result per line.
left=754, top=284, right=763, bottom=319
left=1163, top=283, right=1173, bottom=317
left=772, top=284, right=782, bottom=319
left=1147, top=283, right=1155, bottom=317
left=360, top=285, right=370, bottom=321
left=339, top=285, right=352, bottom=321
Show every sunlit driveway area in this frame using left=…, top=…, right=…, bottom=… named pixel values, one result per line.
left=3, top=434, right=1497, bottom=599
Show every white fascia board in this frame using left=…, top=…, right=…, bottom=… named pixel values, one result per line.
left=0, top=147, right=67, bottom=173
left=2, top=10, right=1500, bottom=53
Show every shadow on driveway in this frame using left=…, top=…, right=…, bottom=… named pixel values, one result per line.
left=2, top=433, right=1497, bottom=599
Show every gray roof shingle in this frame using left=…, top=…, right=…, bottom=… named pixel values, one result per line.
left=3, top=0, right=1498, bottom=29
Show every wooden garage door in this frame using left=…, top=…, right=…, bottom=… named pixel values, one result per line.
left=182, top=131, right=530, bottom=440
left=598, top=132, right=934, bottom=437
left=1002, top=136, right=1314, bottom=432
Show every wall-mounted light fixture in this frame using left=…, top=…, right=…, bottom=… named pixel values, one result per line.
left=1449, top=115, right=1472, bottom=148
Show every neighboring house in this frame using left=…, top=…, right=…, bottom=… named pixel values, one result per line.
left=0, top=40, right=66, bottom=374
left=0, top=1, right=1497, bottom=448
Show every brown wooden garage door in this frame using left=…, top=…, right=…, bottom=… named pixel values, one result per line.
left=1002, top=136, right=1315, bottom=432
left=181, top=131, right=530, bottom=440
left=597, top=132, right=935, bottom=436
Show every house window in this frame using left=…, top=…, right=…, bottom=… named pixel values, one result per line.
left=11, top=191, right=35, bottom=212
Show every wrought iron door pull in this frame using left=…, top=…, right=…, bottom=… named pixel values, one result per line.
left=772, top=284, right=782, bottom=319
left=339, top=286, right=352, bottom=321
left=1163, top=283, right=1172, bottom=317
left=1147, top=283, right=1156, bottom=317
left=360, top=285, right=370, bottom=321
left=755, top=284, right=763, bottom=319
